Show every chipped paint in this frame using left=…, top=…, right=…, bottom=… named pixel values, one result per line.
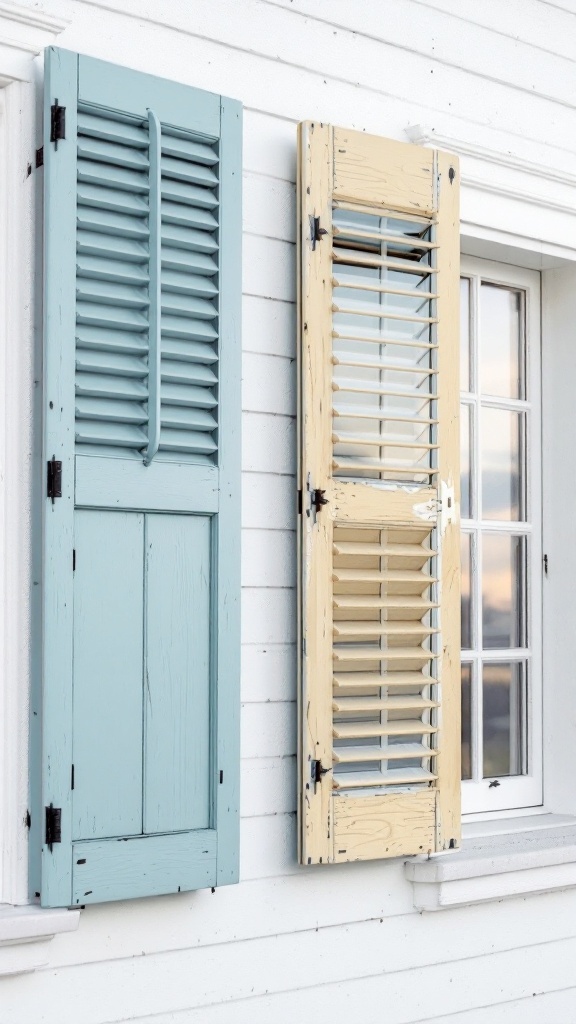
left=413, top=497, right=440, bottom=521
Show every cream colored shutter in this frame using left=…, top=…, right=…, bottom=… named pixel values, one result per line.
left=298, top=123, right=460, bottom=864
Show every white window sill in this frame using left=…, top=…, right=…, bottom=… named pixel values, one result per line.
left=0, top=904, right=80, bottom=976
left=405, top=814, right=576, bottom=911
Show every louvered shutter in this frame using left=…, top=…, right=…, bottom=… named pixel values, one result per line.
left=32, top=48, right=241, bottom=907
left=298, top=124, right=460, bottom=864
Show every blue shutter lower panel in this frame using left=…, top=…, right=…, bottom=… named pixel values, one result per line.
left=33, top=48, right=241, bottom=907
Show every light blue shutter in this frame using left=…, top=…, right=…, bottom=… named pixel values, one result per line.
left=31, top=48, right=241, bottom=907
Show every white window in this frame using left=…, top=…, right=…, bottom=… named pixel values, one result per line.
left=460, top=257, right=542, bottom=815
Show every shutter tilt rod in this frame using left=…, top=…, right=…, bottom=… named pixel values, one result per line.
left=143, top=108, right=162, bottom=467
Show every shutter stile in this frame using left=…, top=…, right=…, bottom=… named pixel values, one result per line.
left=75, top=105, right=220, bottom=464
left=299, top=124, right=460, bottom=864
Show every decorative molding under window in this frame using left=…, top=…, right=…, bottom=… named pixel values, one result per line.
left=0, top=1, right=68, bottom=85
left=406, top=124, right=576, bottom=216
left=0, top=904, right=80, bottom=976
left=405, top=819, right=576, bottom=911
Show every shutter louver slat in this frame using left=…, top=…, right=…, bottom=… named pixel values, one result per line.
left=161, top=247, right=217, bottom=275
left=332, top=768, right=437, bottom=788
left=78, top=162, right=149, bottom=192
left=78, top=184, right=149, bottom=215
left=333, top=696, right=439, bottom=711
left=161, top=316, right=217, bottom=340
left=162, top=180, right=219, bottom=209
left=77, top=107, right=149, bottom=145
left=76, top=281, right=149, bottom=308
left=78, top=136, right=150, bottom=170
left=161, top=156, right=218, bottom=187
left=76, top=325, right=148, bottom=354
left=77, top=207, right=150, bottom=238
left=77, top=231, right=148, bottom=260
left=162, top=202, right=218, bottom=230
left=299, top=123, right=460, bottom=864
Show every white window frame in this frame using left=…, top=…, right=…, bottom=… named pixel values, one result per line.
left=460, top=255, right=542, bottom=816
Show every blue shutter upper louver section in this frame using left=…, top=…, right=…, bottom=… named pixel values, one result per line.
left=33, top=48, right=241, bottom=908
left=159, top=127, right=220, bottom=461
left=74, top=107, right=221, bottom=464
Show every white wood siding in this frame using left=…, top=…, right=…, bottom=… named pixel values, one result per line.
left=3, top=0, right=576, bottom=1019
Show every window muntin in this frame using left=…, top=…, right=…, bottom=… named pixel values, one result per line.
left=460, top=257, right=542, bottom=814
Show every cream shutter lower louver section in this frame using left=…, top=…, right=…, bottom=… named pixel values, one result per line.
left=298, top=123, right=460, bottom=865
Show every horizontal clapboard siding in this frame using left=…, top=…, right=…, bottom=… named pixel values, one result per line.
left=7, top=896, right=576, bottom=1022
left=68, top=0, right=576, bottom=162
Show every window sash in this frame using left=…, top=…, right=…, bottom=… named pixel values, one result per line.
left=460, top=255, right=542, bottom=816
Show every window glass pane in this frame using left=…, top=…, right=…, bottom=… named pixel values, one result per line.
left=461, top=532, right=472, bottom=650
left=461, top=663, right=472, bottom=780
left=482, top=534, right=524, bottom=649
left=483, top=662, right=523, bottom=778
left=460, top=277, right=470, bottom=392
left=460, top=403, right=472, bottom=520
left=480, top=283, right=522, bottom=398
left=481, top=408, right=524, bottom=521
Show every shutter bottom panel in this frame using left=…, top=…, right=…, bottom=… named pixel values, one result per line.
left=332, top=791, right=436, bottom=861
left=72, top=831, right=217, bottom=904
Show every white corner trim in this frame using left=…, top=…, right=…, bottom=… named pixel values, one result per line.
left=405, top=822, right=576, bottom=912
left=0, top=1, right=68, bottom=84
left=406, top=124, right=576, bottom=190
left=0, top=904, right=80, bottom=976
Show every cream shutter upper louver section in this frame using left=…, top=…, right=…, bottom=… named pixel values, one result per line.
left=298, top=123, right=460, bottom=864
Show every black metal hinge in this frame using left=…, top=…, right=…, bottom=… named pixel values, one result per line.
left=303, top=477, right=329, bottom=521
left=47, top=456, right=62, bottom=503
left=311, top=759, right=330, bottom=788
left=310, top=215, right=327, bottom=250
left=45, top=804, right=62, bottom=851
left=35, top=147, right=44, bottom=168
left=310, top=488, right=328, bottom=514
left=50, top=102, right=66, bottom=147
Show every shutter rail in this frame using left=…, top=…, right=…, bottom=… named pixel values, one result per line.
left=143, top=108, right=162, bottom=466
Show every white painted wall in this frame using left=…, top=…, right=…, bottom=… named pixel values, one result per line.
left=3, top=0, right=576, bottom=1020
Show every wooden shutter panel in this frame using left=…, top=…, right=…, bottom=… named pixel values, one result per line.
left=298, top=123, right=460, bottom=864
left=32, top=48, right=241, bottom=907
